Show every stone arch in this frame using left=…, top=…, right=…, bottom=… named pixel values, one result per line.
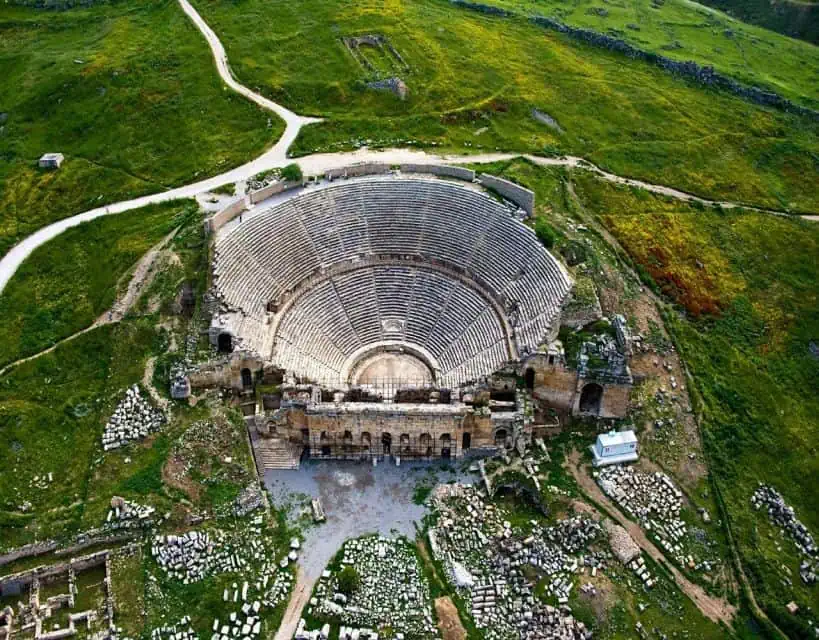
left=494, top=428, right=508, bottom=448
left=241, top=367, right=253, bottom=389
left=320, top=430, right=331, bottom=456
left=361, top=432, right=372, bottom=448
left=462, top=432, right=471, bottom=450
left=400, top=433, right=411, bottom=454
left=217, top=332, right=233, bottom=353
left=579, top=383, right=604, bottom=415
left=382, top=432, right=392, bottom=455
left=440, top=433, right=452, bottom=459
left=343, top=430, right=353, bottom=451
left=420, top=433, right=432, bottom=457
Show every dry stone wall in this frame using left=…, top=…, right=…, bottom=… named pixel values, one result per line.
left=450, top=0, right=819, bottom=120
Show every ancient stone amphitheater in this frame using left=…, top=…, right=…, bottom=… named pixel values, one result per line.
left=211, top=175, right=571, bottom=390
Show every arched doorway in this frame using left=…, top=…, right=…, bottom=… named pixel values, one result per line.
left=420, top=433, right=432, bottom=457
left=241, top=368, right=253, bottom=389
left=320, top=431, right=331, bottom=456
left=343, top=430, right=353, bottom=453
left=217, top=333, right=233, bottom=353
left=525, top=368, right=535, bottom=390
left=440, top=433, right=452, bottom=459
left=361, top=432, right=372, bottom=451
left=494, top=428, right=508, bottom=448
left=400, top=433, right=411, bottom=455
left=462, top=432, right=471, bottom=450
left=381, top=432, right=392, bottom=455
left=579, top=383, right=604, bottom=415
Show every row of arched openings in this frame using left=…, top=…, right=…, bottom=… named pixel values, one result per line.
left=317, top=431, right=461, bottom=458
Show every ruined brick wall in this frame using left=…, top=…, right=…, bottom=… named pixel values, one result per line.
left=599, top=383, right=630, bottom=419
left=530, top=363, right=577, bottom=411
left=465, top=413, right=495, bottom=449
left=188, top=355, right=263, bottom=392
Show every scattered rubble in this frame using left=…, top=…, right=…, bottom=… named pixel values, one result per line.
left=304, top=537, right=437, bottom=639
left=751, top=484, right=817, bottom=584
left=106, top=495, right=156, bottom=529
left=102, top=385, right=166, bottom=451
left=232, top=484, right=265, bottom=518
left=428, top=484, right=596, bottom=639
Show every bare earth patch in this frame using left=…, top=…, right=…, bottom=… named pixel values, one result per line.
left=434, top=596, right=466, bottom=640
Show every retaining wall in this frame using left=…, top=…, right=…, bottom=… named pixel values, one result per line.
left=249, top=181, right=285, bottom=205
left=479, top=173, right=535, bottom=214
left=205, top=196, right=248, bottom=234
left=326, top=163, right=392, bottom=180
left=0, top=550, right=109, bottom=589
left=399, top=164, right=475, bottom=181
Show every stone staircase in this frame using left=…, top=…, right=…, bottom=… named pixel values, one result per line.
left=253, top=436, right=301, bottom=471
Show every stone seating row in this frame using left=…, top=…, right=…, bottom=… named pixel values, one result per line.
left=213, top=178, right=572, bottom=383
left=272, top=265, right=506, bottom=386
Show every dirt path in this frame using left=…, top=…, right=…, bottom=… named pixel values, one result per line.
left=434, top=597, right=467, bottom=640
left=274, top=567, right=315, bottom=640
left=97, top=228, right=179, bottom=325
left=565, top=451, right=737, bottom=627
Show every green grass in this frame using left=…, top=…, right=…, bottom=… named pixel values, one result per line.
left=0, top=0, right=282, bottom=256
left=693, top=0, right=819, bottom=46
left=0, top=319, right=163, bottom=549
left=458, top=0, right=819, bottom=107
left=570, top=172, right=819, bottom=638
left=456, top=158, right=818, bottom=635
left=190, top=0, right=819, bottom=212
left=0, top=200, right=198, bottom=369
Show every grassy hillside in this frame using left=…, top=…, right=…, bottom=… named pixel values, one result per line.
left=458, top=0, right=819, bottom=108
left=0, top=0, right=281, bottom=256
left=192, top=0, right=819, bottom=212
left=572, top=174, right=819, bottom=639
left=0, top=201, right=198, bottom=369
left=695, top=0, right=819, bottom=46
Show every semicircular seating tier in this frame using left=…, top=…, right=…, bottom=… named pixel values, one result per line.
left=212, top=176, right=572, bottom=388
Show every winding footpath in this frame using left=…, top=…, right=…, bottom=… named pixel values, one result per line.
left=0, top=0, right=803, bottom=634
left=0, top=0, right=814, bottom=295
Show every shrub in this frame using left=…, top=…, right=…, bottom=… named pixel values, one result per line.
left=280, top=163, right=303, bottom=183
left=533, top=218, right=558, bottom=248
left=337, top=566, right=360, bottom=595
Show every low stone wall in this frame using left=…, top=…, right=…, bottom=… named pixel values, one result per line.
left=478, top=173, right=535, bottom=215
left=399, top=164, right=475, bottom=181
left=449, top=0, right=513, bottom=17
left=0, top=541, right=59, bottom=567
left=0, top=550, right=108, bottom=589
left=0, top=530, right=137, bottom=568
left=528, top=15, right=819, bottom=120
left=326, top=163, right=392, bottom=180
left=449, top=0, right=819, bottom=120
left=205, top=196, right=247, bottom=234
left=249, top=180, right=285, bottom=205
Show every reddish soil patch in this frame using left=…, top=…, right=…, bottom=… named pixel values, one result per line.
left=434, top=597, right=467, bottom=640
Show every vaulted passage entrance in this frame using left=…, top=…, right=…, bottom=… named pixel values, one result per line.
left=217, top=333, right=233, bottom=353
left=579, top=383, right=603, bottom=415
